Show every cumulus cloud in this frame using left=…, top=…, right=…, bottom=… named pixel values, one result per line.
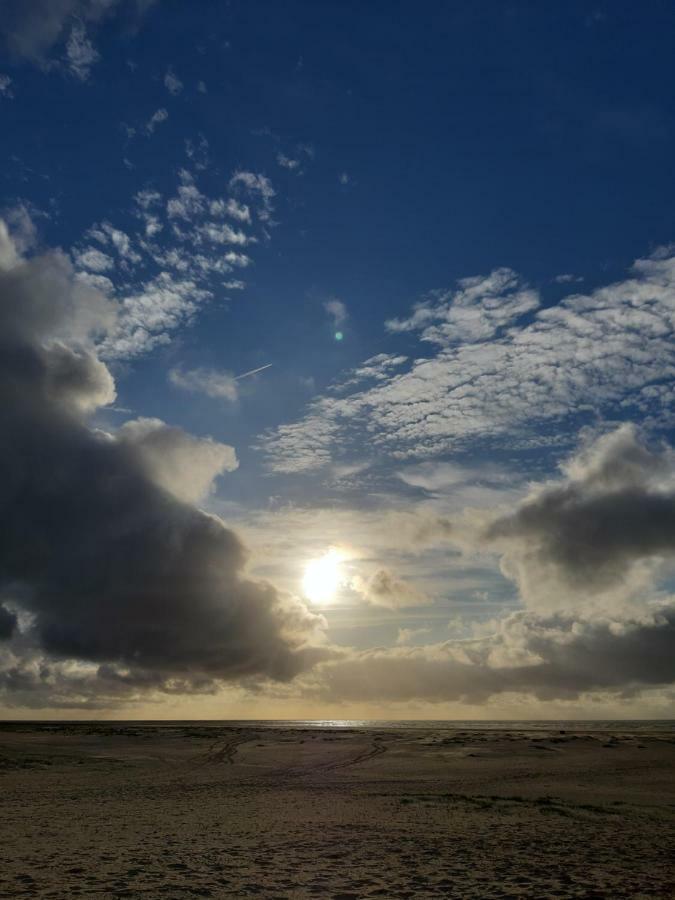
left=351, top=569, right=429, bottom=609
left=484, top=425, right=675, bottom=614
left=117, top=417, right=238, bottom=503
left=0, top=216, right=327, bottom=708
left=168, top=365, right=239, bottom=402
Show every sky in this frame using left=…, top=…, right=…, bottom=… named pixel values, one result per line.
left=1, top=0, right=675, bottom=719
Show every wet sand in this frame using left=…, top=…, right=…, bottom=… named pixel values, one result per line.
left=0, top=722, right=673, bottom=898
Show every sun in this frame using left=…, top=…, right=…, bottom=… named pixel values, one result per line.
left=302, top=549, right=343, bottom=605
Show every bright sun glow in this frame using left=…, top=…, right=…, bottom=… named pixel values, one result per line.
left=302, top=549, right=343, bottom=605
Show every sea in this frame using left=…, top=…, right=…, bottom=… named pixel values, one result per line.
left=13, top=719, right=673, bottom=732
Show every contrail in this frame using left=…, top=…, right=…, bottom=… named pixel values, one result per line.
left=235, top=363, right=273, bottom=381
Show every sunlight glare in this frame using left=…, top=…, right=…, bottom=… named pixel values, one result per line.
left=302, top=549, right=343, bottom=605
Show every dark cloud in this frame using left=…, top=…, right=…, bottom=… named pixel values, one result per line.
left=305, top=428, right=675, bottom=705
left=0, top=606, right=17, bottom=640
left=311, top=608, right=675, bottom=703
left=485, top=426, right=675, bottom=593
left=0, top=220, right=327, bottom=705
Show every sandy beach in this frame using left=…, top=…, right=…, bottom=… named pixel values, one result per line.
left=0, top=722, right=673, bottom=898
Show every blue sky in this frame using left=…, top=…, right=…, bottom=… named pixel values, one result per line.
left=1, top=1, right=675, bottom=717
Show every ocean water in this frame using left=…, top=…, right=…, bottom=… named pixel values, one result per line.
left=32, top=718, right=675, bottom=732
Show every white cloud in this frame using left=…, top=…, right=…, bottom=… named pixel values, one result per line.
left=145, top=107, right=168, bottom=135
left=223, top=251, right=251, bottom=267
left=168, top=366, right=239, bottom=402
left=260, top=251, right=675, bottom=472
left=277, top=153, right=300, bottom=171
left=60, top=167, right=276, bottom=361
left=229, top=171, right=275, bottom=220
left=0, top=75, right=14, bottom=98
left=167, top=180, right=205, bottom=220
left=324, top=298, right=348, bottom=328
left=99, top=272, right=212, bottom=359
left=64, top=22, right=99, bottom=80
left=209, top=198, right=251, bottom=224
left=385, top=268, right=539, bottom=344
left=197, top=222, right=251, bottom=246
left=118, top=417, right=237, bottom=503
left=164, top=66, right=183, bottom=95
left=134, top=189, right=161, bottom=209
left=74, top=247, right=114, bottom=273
left=554, top=273, right=584, bottom=284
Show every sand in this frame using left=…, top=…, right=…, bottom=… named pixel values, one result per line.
left=0, top=722, right=673, bottom=899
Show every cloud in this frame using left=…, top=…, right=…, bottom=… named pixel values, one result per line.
left=398, top=460, right=512, bottom=493
left=0, top=0, right=156, bottom=73
left=229, top=171, right=275, bottom=221
left=277, top=153, right=300, bottom=171
left=351, top=569, right=429, bottom=609
left=145, top=107, right=168, bottom=135
left=99, top=271, right=212, bottom=359
left=553, top=273, right=583, bottom=284
left=211, top=198, right=251, bottom=224
left=306, top=607, right=675, bottom=703
left=0, top=606, right=17, bottom=640
left=396, top=627, right=431, bottom=645
left=0, top=74, right=14, bottom=98
left=324, top=298, right=348, bottom=328
left=168, top=365, right=239, bottom=402
left=117, top=417, right=238, bottom=503
left=164, top=66, right=182, bottom=95
left=385, top=268, right=539, bottom=344
left=0, top=216, right=327, bottom=708
left=73, top=247, right=114, bottom=272
left=65, top=21, right=98, bottom=80
left=260, top=249, right=675, bottom=471
left=484, top=425, right=675, bottom=614
left=67, top=170, right=266, bottom=361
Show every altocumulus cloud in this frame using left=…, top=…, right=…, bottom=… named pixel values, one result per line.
left=261, top=252, right=675, bottom=471
left=0, top=218, right=328, bottom=709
